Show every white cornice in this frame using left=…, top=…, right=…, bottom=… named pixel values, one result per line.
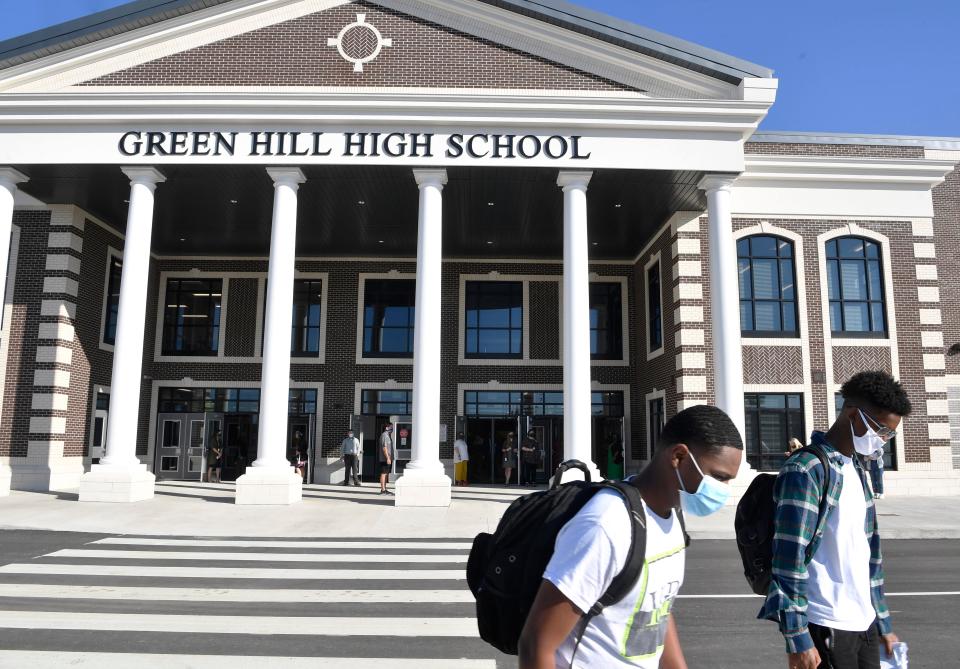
left=740, top=155, right=957, bottom=188
left=0, top=91, right=772, bottom=136
left=0, top=0, right=744, bottom=100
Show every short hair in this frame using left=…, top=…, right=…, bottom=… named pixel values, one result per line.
left=841, top=371, right=912, bottom=417
left=657, top=405, right=743, bottom=453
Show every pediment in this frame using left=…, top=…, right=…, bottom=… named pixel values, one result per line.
left=0, top=0, right=749, bottom=99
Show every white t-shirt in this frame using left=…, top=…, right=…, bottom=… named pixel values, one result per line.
left=806, top=454, right=876, bottom=631
left=453, top=439, right=469, bottom=463
left=543, top=489, right=686, bottom=668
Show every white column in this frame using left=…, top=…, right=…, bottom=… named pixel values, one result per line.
left=236, top=167, right=306, bottom=505
left=395, top=169, right=451, bottom=507
left=0, top=168, right=27, bottom=497
left=699, top=174, right=750, bottom=473
left=79, top=167, right=165, bottom=502
left=558, top=171, right=601, bottom=483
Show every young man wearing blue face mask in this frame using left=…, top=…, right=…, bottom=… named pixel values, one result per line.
left=760, top=371, right=910, bottom=669
left=519, top=405, right=743, bottom=669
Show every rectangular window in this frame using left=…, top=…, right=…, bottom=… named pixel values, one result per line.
left=592, top=391, right=625, bottom=417
left=162, top=279, right=222, bottom=356
left=292, top=279, right=323, bottom=357
left=363, top=279, right=415, bottom=358
left=157, top=387, right=261, bottom=414
left=289, top=389, right=318, bottom=415
left=103, top=256, right=122, bottom=345
left=590, top=283, right=623, bottom=360
left=826, top=237, right=887, bottom=337
left=464, top=390, right=565, bottom=417
left=745, top=393, right=805, bottom=471
left=465, top=281, right=523, bottom=358
left=648, top=397, right=664, bottom=451
left=835, top=394, right=897, bottom=470
left=647, top=263, right=663, bottom=352
left=738, top=236, right=799, bottom=337
left=361, top=389, right=413, bottom=416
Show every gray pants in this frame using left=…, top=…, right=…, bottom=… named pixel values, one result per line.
left=343, top=454, right=359, bottom=483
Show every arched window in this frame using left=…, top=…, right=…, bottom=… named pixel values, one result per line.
left=737, top=235, right=798, bottom=336
left=826, top=237, right=886, bottom=336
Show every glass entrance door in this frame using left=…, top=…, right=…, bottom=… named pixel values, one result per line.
left=593, top=416, right=625, bottom=480
left=288, top=415, right=313, bottom=483
left=220, top=414, right=257, bottom=482
left=155, top=413, right=206, bottom=480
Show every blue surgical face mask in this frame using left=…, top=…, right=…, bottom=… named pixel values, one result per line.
left=675, top=450, right=730, bottom=517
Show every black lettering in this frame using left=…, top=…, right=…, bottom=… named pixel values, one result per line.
left=250, top=132, right=274, bottom=156
left=571, top=136, right=592, bottom=160
left=410, top=133, right=434, bottom=158
left=369, top=133, right=381, bottom=158
left=169, top=131, right=189, bottom=156
left=466, top=134, right=489, bottom=158
left=517, top=135, right=542, bottom=159
left=383, top=132, right=408, bottom=158
left=344, top=132, right=367, bottom=157
left=192, top=131, right=211, bottom=156
left=492, top=134, right=516, bottom=159
left=446, top=134, right=464, bottom=158
left=213, top=132, right=236, bottom=156
left=289, top=132, right=310, bottom=157
left=311, top=132, right=332, bottom=156
left=544, top=135, right=569, bottom=160
left=276, top=132, right=288, bottom=156
left=118, top=131, right=142, bottom=156
left=145, top=131, right=169, bottom=156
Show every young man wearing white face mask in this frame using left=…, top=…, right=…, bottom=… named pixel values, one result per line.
left=760, top=371, right=910, bottom=669
left=519, top=405, right=743, bottom=669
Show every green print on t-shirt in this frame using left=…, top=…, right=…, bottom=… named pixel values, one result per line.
left=621, top=544, right=685, bottom=659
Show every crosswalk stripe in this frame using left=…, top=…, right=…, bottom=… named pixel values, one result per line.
left=0, top=564, right=464, bottom=580
left=0, top=584, right=474, bottom=603
left=47, top=549, right=467, bottom=563
left=92, top=538, right=473, bottom=550
left=0, top=652, right=497, bottom=668
left=0, top=611, right=478, bottom=637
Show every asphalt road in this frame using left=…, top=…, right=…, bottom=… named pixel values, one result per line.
left=0, top=530, right=955, bottom=668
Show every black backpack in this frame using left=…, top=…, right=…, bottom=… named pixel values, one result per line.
left=466, top=460, right=687, bottom=656
left=735, top=444, right=831, bottom=596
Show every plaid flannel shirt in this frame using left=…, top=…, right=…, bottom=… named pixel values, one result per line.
left=757, top=432, right=892, bottom=653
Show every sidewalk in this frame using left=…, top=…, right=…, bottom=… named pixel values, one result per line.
left=1, top=481, right=958, bottom=539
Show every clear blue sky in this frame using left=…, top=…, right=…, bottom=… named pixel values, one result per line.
left=1, top=0, right=957, bottom=137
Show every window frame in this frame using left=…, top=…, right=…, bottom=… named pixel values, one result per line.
left=738, top=235, right=800, bottom=338
left=160, top=278, right=224, bottom=357
left=291, top=278, right=324, bottom=358
left=589, top=281, right=624, bottom=361
left=644, top=254, right=663, bottom=358
left=744, top=392, right=806, bottom=472
left=464, top=280, right=524, bottom=360
left=826, top=236, right=888, bottom=338
left=360, top=277, right=417, bottom=360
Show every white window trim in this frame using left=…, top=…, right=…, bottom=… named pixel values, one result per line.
left=735, top=223, right=814, bottom=435
left=145, top=379, right=324, bottom=474
left=290, top=271, right=329, bottom=364
left=743, top=384, right=811, bottom=473
left=154, top=270, right=231, bottom=362
left=353, top=380, right=414, bottom=415
left=0, top=224, right=20, bottom=424
left=644, top=252, right=664, bottom=361
left=818, top=224, right=900, bottom=438
left=458, top=273, right=560, bottom=367
left=355, top=271, right=416, bottom=366
left=589, top=274, right=630, bottom=367
left=644, top=387, right=666, bottom=458
left=98, top=245, right=122, bottom=353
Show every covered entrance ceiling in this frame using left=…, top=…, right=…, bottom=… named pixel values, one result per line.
left=14, top=164, right=706, bottom=260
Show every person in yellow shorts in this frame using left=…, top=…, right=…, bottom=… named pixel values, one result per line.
left=453, top=432, right=470, bottom=486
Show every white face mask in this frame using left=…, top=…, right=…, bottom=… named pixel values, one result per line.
left=850, top=410, right=886, bottom=457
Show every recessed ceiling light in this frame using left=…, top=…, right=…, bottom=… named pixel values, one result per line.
left=614, top=203, right=622, bottom=208
left=486, top=241, right=494, bottom=245
left=230, top=199, right=238, bottom=205
left=179, top=238, right=186, bottom=242
left=378, top=240, right=385, bottom=244
left=123, top=199, right=129, bottom=203
left=358, top=200, right=366, bottom=206
left=592, top=242, right=599, bottom=246
left=487, top=202, right=495, bottom=206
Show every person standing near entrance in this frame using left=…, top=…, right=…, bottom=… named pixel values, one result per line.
left=520, top=429, right=541, bottom=486
left=378, top=424, right=394, bottom=495
left=760, top=371, right=908, bottom=669
left=206, top=431, right=222, bottom=484
left=454, top=432, right=470, bottom=486
left=502, top=431, right=518, bottom=485
left=340, top=429, right=361, bottom=487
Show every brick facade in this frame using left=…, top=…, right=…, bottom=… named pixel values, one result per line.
left=82, top=1, right=634, bottom=92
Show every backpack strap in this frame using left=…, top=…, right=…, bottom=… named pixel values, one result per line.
left=800, top=443, right=832, bottom=562
left=676, top=506, right=691, bottom=548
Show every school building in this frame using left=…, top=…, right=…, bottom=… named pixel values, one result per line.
left=0, top=0, right=958, bottom=504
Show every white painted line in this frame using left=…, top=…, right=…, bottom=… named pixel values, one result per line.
left=0, top=564, right=463, bottom=580
left=0, top=584, right=473, bottom=603
left=0, top=611, right=478, bottom=637
left=0, top=652, right=496, bottom=668
left=92, top=538, right=472, bottom=550
left=49, top=549, right=467, bottom=563
left=678, top=592, right=960, bottom=599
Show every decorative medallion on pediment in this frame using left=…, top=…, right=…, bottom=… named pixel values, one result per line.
left=327, top=13, right=392, bottom=72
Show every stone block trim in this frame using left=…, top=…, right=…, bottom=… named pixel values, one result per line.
left=528, top=281, right=560, bottom=360
left=82, top=1, right=634, bottom=92
left=743, top=346, right=803, bottom=385
left=224, top=278, right=259, bottom=358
